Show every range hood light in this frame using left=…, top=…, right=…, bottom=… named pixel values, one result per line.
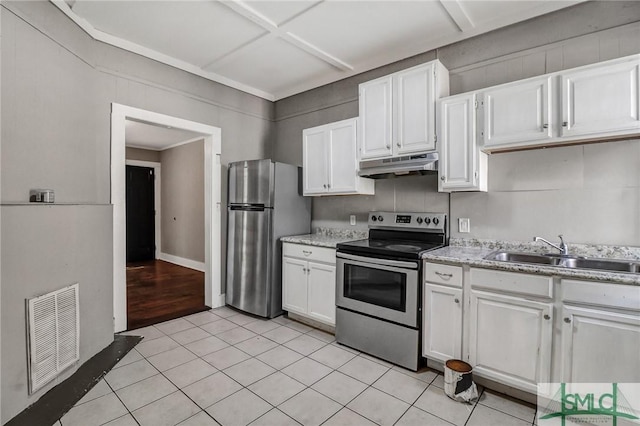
left=358, top=153, right=438, bottom=179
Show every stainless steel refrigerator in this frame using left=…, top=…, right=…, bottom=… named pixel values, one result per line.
left=226, top=159, right=311, bottom=318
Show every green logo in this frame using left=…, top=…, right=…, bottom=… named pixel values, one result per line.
left=539, top=383, right=639, bottom=426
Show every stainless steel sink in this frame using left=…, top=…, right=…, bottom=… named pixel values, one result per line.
left=488, top=251, right=557, bottom=265
left=485, top=251, right=640, bottom=274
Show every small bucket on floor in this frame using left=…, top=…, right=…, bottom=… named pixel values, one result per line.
left=444, top=359, right=478, bottom=403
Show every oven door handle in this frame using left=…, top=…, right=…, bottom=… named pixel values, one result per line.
left=336, top=252, right=419, bottom=269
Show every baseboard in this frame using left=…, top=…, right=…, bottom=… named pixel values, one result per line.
left=158, top=252, right=205, bottom=272
left=212, top=293, right=226, bottom=308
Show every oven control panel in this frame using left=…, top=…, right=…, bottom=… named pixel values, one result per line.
left=369, top=212, right=446, bottom=231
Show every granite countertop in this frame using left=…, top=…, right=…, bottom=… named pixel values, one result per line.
left=422, top=239, right=640, bottom=286
left=281, top=228, right=368, bottom=248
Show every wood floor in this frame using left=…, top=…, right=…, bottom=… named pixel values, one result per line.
left=126, top=260, right=208, bottom=330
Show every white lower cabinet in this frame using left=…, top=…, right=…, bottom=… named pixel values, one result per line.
left=423, top=283, right=462, bottom=361
left=282, top=243, right=336, bottom=326
left=423, top=263, right=640, bottom=396
left=469, top=290, right=553, bottom=393
left=560, top=279, right=640, bottom=384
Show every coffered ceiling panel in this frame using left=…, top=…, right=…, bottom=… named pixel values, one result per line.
left=208, top=36, right=339, bottom=96
left=285, top=1, right=458, bottom=68
left=244, top=0, right=323, bottom=26
left=71, top=0, right=267, bottom=67
left=56, top=0, right=585, bottom=101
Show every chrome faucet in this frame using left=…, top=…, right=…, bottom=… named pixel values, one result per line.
left=533, top=234, right=569, bottom=255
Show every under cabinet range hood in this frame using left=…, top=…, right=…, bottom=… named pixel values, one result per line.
left=358, top=153, right=438, bottom=179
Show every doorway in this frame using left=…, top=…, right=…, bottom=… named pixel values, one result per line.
left=111, top=104, right=223, bottom=333
left=126, top=165, right=155, bottom=262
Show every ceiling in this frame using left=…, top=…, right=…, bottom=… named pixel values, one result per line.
left=126, top=119, right=205, bottom=150
left=56, top=0, right=582, bottom=101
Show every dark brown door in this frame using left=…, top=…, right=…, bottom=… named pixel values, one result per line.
left=126, top=165, right=155, bottom=262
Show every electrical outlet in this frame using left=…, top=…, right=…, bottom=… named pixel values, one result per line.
left=458, top=218, right=470, bottom=233
left=350, top=215, right=356, bottom=226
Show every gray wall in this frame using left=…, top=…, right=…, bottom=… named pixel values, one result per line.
left=1, top=0, right=273, bottom=421
left=273, top=1, right=640, bottom=246
left=160, top=141, right=205, bottom=262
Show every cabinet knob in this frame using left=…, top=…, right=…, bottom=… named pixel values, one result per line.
left=562, top=121, right=568, bottom=127
left=327, top=184, right=331, bottom=189
left=386, top=144, right=391, bottom=149
left=564, top=317, right=571, bottom=323
left=544, top=314, right=551, bottom=320
left=396, top=142, right=401, bottom=147
left=542, top=124, right=549, bottom=129
left=454, top=298, right=460, bottom=304
left=323, top=184, right=327, bottom=189
left=440, top=176, right=446, bottom=181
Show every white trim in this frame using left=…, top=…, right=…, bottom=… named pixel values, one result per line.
left=112, top=103, right=223, bottom=332
left=158, top=253, right=205, bottom=273
left=125, top=159, right=162, bottom=260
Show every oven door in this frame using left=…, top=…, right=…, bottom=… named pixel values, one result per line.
left=336, top=252, right=419, bottom=328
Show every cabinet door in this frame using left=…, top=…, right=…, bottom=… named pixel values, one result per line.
left=423, top=283, right=462, bottom=361
left=307, top=262, right=336, bottom=326
left=469, top=290, right=553, bottom=393
left=561, top=305, right=640, bottom=383
left=561, top=59, right=640, bottom=138
left=282, top=257, right=308, bottom=315
left=359, top=76, right=393, bottom=159
left=395, top=64, right=436, bottom=154
left=303, top=127, right=328, bottom=195
left=328, top=119, right=359, bottom=193
left=438, top=94, right=479, bottom=191
left=483, top=76, right=553, bottom=148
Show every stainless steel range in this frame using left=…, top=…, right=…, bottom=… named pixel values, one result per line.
left=335, top=211, right=447, bottom=371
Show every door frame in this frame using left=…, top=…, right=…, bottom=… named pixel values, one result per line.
left=112, top=103, right=222, bottom=332
left=125, top=160, right=162, bottom=260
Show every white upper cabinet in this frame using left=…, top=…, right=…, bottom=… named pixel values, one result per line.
left=359, top=60, right=449, bottom=160
left=359, top=76, right=394, bottom=159
left=303, top=118, right=374, bottom=196
left=482, top=76, right=554, bottom=149
left=438, top=93, right=487, bottom=192
left=561, top=57, right=640, bottom=138
left=477, top=54, right=640, bottom=152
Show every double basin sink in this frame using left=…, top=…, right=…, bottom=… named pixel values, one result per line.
left=485, top=251, right=640, bottom=274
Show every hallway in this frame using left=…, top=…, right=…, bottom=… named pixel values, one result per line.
left=127, top=260, right=207, bottom=330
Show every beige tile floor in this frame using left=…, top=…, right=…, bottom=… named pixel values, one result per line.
left=54, top=307, right=537, bottom=426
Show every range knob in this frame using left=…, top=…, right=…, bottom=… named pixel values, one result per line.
left=371, top=215, right=377, bottom=222
left=377, top=215, right=384, bottom=222
left=433, top=217, right=440, bottom=225
left=416, top=217, right=423, bottom=224
left=424, top=217, right=431, bottom=225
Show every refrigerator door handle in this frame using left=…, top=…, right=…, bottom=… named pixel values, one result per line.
left=230, top=204, right=266, bottom=211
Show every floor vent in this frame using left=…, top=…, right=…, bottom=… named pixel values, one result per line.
left=26, top=283, right=80, bottom=394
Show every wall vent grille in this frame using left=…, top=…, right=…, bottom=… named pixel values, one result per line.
left=26, top=283, right=80, bottom=394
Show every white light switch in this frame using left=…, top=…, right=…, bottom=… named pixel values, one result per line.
left=350, top=215, right=356, bottom=226
left=458, top=218, right=470, bottom=233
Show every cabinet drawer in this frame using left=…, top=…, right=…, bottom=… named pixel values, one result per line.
left=470, top=268, right=553, bottom=299
left=283, top=243, right=335, bottom=264
left=562, top=279, right=640, bottom=311
left=424, top=262, right=462, bottom=288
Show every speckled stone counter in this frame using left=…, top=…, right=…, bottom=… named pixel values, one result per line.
left=281, top=228, right=367, bottom=248
left=423, top=239, right=640, bottom=286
